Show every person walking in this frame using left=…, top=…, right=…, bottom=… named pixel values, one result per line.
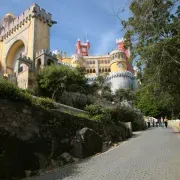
left=161, top=117, right=164, bottom=128
left=154, top=118, right=158, bottom=127
left=147, top=117, right=150, bottom=128
left=164, top=116, right=168, bottom=128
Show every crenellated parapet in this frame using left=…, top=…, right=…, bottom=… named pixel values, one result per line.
left=87, top=71, right=135, bottom=82
left=107, top=71, right=135, bottom=80
left=0, top=4, right=56, bottom=41
left=36, top=49, right=57, bottom=59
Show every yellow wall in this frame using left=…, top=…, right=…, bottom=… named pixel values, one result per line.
left=34, top=19, right=50, bottom=53
left=0, top=19, right=35, bottom=71
left=62, top=58, right=71, bottom=64
left=111, top=62, right=127, bottom=72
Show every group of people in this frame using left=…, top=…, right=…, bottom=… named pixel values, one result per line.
left=147, top=116, right=168, bottom=128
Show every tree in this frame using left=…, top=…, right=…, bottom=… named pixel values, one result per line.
left=122, top=0, right=180, bottom=118
left=92, top=75, right=112, bottom=99
left=114, top=88, right=134, bottom=104
left=37, top=65, right=88, bottom=100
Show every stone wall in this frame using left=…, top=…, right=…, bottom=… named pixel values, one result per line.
left=0, top=98, right=130, bottom=179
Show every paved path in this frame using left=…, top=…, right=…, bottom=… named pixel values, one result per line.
left=31, top=127, right=180, bottom=180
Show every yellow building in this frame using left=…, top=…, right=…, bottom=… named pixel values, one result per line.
left=0, top=4, right=136, bottom=92
left=0, top=4, right=57, bottom=88
left=54, top=39, right=136, bottom=92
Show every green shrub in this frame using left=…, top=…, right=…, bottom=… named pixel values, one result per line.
left=84, top=104, right=112, bottom=123
left=84, top=104, right=104, bottom=116
left=0, top=78, right=54, bottom=109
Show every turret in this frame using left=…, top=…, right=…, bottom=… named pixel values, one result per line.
left=110, top=50, right=127, bottom=73
left=75, top=39, right=90, bottom=56
left=116, top=38, right=134, bottom=73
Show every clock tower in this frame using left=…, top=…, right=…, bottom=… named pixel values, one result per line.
left=76, top=39, right=90, bottom=56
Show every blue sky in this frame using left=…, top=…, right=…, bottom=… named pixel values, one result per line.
left=0, top=0, right=131, bottom=56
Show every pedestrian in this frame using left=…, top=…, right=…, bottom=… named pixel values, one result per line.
left=147, top=118, right=150, bottom=128
left=152, top=119, right=155, bottom=127
left=164, top=116, right=168, bottom=128
left=160, top=117, right=164, bottom=127
left=154, top=118, right=158, bottom=127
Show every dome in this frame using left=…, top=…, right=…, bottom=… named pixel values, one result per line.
left=71, top=53, right=82, bottom=61
left=4, top=13, right=16, bottom=18
left=1, top=13, right=16, bottom=26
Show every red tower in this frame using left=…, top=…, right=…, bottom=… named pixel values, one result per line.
left=116, top=38, right=130, bottom=59
left=116, top=38, right=134, bottom=74
left=76, top=39, right=90, bottom=56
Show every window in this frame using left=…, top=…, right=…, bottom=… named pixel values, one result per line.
left=105, top=68, right=108, bottom=72
left=90, top=69, right=92, bottom=73
left=108, top=68, right=111, bottom=72
left=87, top=69, right=90, bottom=73
left=93, top=69, right=96, bottom=73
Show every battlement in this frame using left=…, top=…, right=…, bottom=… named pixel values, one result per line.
left=87, top=71, right=135, bottom=82
left=36, top=49, right=57, bottom=58
left=0, top=4, right=56, bottom=41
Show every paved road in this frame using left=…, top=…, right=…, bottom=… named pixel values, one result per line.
left=31, top=127, right=180, bottom=180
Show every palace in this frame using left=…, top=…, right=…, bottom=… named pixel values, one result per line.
left=54, top=38, right=137, bottom=92
left=0, top=4, right=136, bottom=92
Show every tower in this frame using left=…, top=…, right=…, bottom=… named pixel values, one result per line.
left=76, top=39, right=90, bottom=56
left=0, top=4, right=56, bottom=89
left=116, top=38, right=133, bottom=73
left=0, top=4, right=56, bottom=75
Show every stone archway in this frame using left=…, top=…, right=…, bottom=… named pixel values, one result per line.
left=5, top=40, right=25, bottom=74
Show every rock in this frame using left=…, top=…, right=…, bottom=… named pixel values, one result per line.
left=60, top=152, right=74, bottom=165
left=51, top=159, right=59, bottom=167
left=71, top=127, right=103, bottom=158
left=102, top=141, right=109, bottom=152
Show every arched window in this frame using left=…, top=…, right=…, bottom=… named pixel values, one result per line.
left=90, top=69, right=92, bottom=73
left=93, top=60, right=95, bottom=64
left=99, top=69, right=102, bottom=73
left=102, top=68, right=105, bottom=72
left=105, top=68, right=108, bottom=72
left=47, top=59, right=54, bottom=66
left=101, top=60, right=104, bottom=64
left=87, top=69, right=90, bottom=73
left=105, top=60, right=107, bottom=64
left=90, top=61, right=92, bottom=65
left=93, top=69, right=96, bottom=73
left=108, top=68, right=111, bottom=72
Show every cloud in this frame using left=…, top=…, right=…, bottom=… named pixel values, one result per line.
left=94, top=31, right=117, bottom=55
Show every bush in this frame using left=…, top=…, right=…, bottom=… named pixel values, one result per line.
left=0, top=78, right=54, bottom=109
left=84, top=104, right=112, bottom=123
left=84, top=103, right=146, bottom=131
